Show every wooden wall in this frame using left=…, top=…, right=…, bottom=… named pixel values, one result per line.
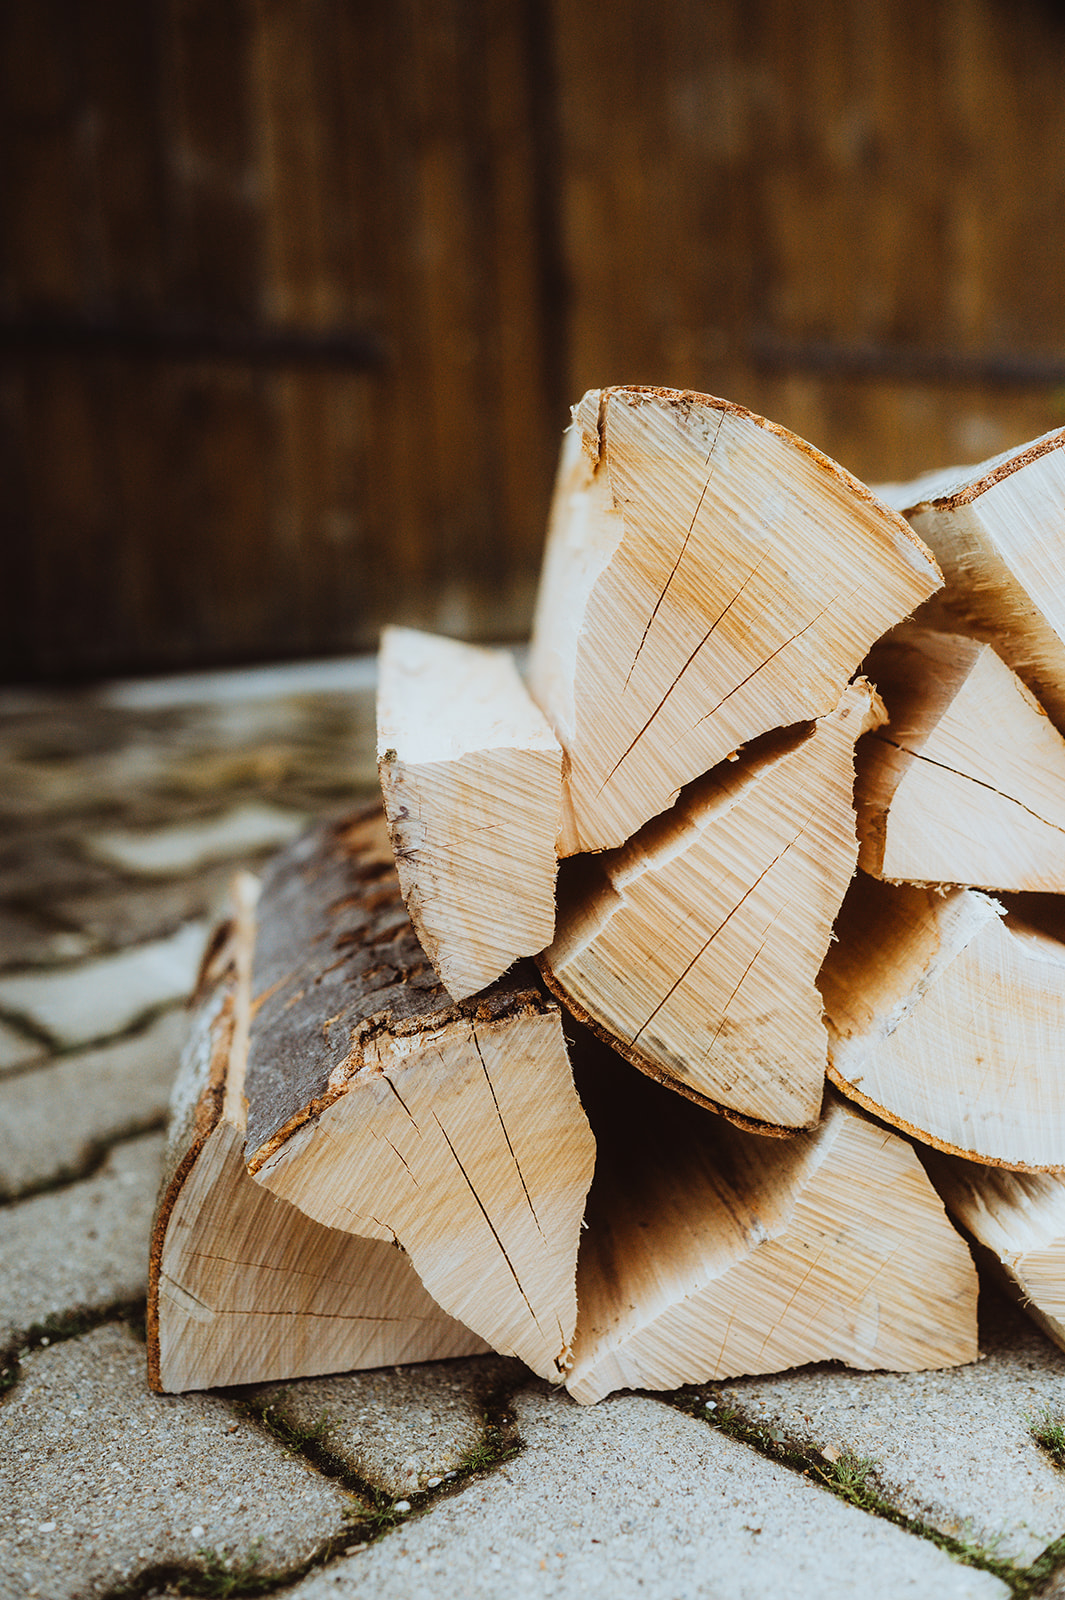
left=4, top=0, right=1065, bottom=680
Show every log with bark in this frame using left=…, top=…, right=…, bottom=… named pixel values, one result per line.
left=148, top=874, right=487, bottom=1394
left=242, top=808, right=596, bottom=1385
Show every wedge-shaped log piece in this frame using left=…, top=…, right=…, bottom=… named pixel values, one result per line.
left=529, top=385, right=941, bottom=855
left=923, top=1153, right=1065, bottom=1350
left=820, top=875, right=1065, bottom=1168
left=243, top=808, right=595, bottom=1383
left=566, top=1049, right=977, bottom=1405
left=539, top=678, right=883, bottom=1131
left=894, top=427, right=1065, bottom=730
left=857, top=625, right=1065, bottom=891
left=148, top=876, right=486, bottom=1394
left=377, top=627, right=562, bottom=1001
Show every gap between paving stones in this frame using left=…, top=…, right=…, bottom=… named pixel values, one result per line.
left=661, top=1386, right=1065, bottom=1599
left=0, top=1115, right=168, bottom=1208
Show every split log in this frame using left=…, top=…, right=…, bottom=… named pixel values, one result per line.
left=857, top=625, right=1065, bottom=891
left=243, top=808, right=596, bottom=1384
left=377, top=626, right=562, bottom=1000
left=147, top=875, right=486, bottom=1394
left=566, top=1044, right=978, bottom=1405
left=922, top=1151, right=1065, bottom=1351
left=529, top=386, right=941, bottom=855
left=892, top=427, right=1065, bottom=731
left=819, top=874, right=1065, bottom=1168
left=539, top=678, right=884, bottom=1131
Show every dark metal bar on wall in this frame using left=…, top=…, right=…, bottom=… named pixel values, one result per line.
left=750, top=334, right=1065, bottom=389
left=0, top=315, right=386, bottom=369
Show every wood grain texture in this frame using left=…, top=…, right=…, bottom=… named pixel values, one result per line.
left=377, top=627, right=561, bottom=1001
left=244, top=806, right=595, bottom=1384
left=566, top=1051, right=977, bottom=1405
left=857, top=624, right=1065, bottom=891
left=540, top=678, right=883, bottom=1130
left=148, top=874, right=485, bottom=1395
left=529, top=387, right=939, bottom=855
left=820, top=875, right=1065, bottom=1168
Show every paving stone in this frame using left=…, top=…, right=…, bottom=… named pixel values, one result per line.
left=0, top=904, right=95, bottom=970
left=0, top=1009, right=185, bottom=1200
left=0, top=1017, right=47, bottom=1075
left=286, top=1385, right=1008, bottom=1600
left=0, top=1133, right=163, bottom=1352
left=85, top=802, right=309, bottom=877
left=52, top=864, right=242, bottom=952
left=0, top=830, right=119, bottom=902
left=0, top=920, right=207, bottom=1048
left=721, top=1291, right=1065, bottom=1566
left=0, top=1323, right=357, bottom=1600
left=260, top=1356, right=522, bottom=1496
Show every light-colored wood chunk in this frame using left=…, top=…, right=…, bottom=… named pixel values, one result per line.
left=820, top=875, right=1065, bottom=1168
left=529, top=386, right=941, bottom=855
left=148, top=876, right=486, bottom=1394
left=566, top=1055, right=977, bottom=1405
left=539, top=678, right=883, bottom=1131
left=923, top=1152, right=1065, bottom=1352
left=857, top=624, right=1065, bottom=891
left=377, top=626, right=562, bottom=1001
left=243, top=810, right=596, bottom=1384
left=896, top=427, right=1065, bottom=731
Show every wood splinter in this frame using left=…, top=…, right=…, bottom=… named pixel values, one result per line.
left=242, top=808, right=596, bottom=1385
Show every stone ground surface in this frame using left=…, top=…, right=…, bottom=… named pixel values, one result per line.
left=1, top=659, right=1065, bottom=1599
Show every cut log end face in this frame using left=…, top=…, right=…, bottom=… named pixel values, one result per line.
left=565, top=1055, right=977, bottom=1405
left=529, top=386, right=940, bottom=855
left=541, top=679, right=881, bottom=1129
left=377, top=626, right=562, bottom=1001
left=821, top=875, right=1065, bottom=1169
left=856, top=625, right=1065, bottom=892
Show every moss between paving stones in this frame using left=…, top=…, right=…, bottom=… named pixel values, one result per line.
left=666, top=1386, right=1065, bottom=1600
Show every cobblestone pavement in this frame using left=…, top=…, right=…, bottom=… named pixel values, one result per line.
left=3, top=660, right=1065, bottom=1598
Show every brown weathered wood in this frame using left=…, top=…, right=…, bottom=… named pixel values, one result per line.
left=819, top=875, right=1065, bottom=1169
left=244, top=808, right=596, bottom=1384
left=376, top=626, right=562, bottom=1001
left=566, top=1046, right=978, bottom=1405
left=856, top=624, right=1065, bottom=891
left=540, top=678, right=883, bottom=1131
left=147, top=874, right=485, bottom=1395
left=528, top=386, right=940, bottom=856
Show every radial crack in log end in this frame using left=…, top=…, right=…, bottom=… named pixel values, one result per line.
left=891, top=426, right=1065, bottom=733
left=858, top=623, right=1065, bottom=890
left=540, top=679, right=884, bottom=1130
left=376, top=627, right=562, bottom=1001
left=244, top=809, right=595, bottom=1384
left=529, top=385, right=940, bottom=855
left=148, top=878, right=485, bottom=1395
left=565, top=1044, right=977, bottom=1405
left=820, top=873, right=1065, bottom=1168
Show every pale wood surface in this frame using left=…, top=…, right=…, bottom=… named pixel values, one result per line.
left=529, top=386, right=941, bottom=855
left=566, top=1054, right=978, bottom=1405
left=244, top=810, right=595, bottom=1384
left=925, top=1152, right=1065, bottom=1352
left=857, top=624, right=1065, bottom=891
left=376, top=626, right=561, bottom=1002
left=900, top=428, right=1065, bottom=731
left=540, top=679, right=883, bottom=1131
left=148, top=877, right=486, bottom=1394
left=820, top=876, right=1065, bottom=1168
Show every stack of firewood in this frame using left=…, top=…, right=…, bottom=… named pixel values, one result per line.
left=149, top=387, right=1065, bottom=1402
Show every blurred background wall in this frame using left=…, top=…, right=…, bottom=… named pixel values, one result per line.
left=4, top=0, right=1065, bottom=681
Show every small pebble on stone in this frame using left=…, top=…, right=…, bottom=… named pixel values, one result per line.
left=821, top=1446, right=841, bottom=1463
left=427, top=1476, right=442, bottom=1488
left=190, top=1525, right=205, bottom=1539
left=37, top=1522, right=56, bottom=1533
left=705, top=1400, right=717, bottom=1410
left=393, top=1501, right=411, bottom=1513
